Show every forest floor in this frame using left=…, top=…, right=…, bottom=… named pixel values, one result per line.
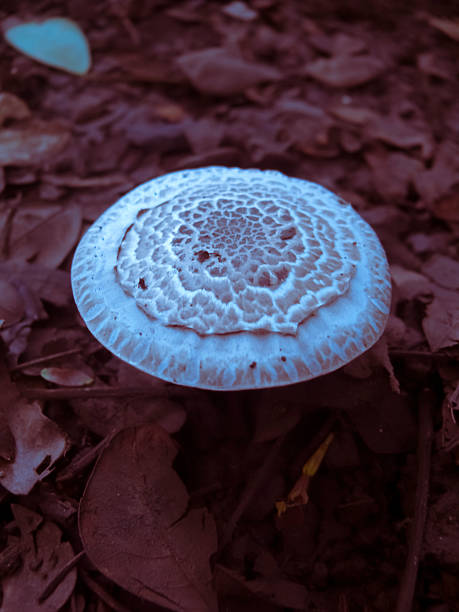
left=0, top=1, right=459, bottom=611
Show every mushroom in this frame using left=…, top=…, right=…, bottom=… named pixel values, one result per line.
left=71, top=166, right=391, bottom=391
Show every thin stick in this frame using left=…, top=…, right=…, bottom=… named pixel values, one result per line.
left=395, top=388, right=434, bottom=612
left=9, top=348, right=82, bottom=372
left=19, top=386, right=163, bottom=400
left=38, top=551, right=85, bottom=603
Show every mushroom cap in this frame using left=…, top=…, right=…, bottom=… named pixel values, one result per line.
left=71, top=167, right=391, bottom=390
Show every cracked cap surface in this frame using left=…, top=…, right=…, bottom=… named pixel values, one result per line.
left=71, top=166, right=391, bottom=390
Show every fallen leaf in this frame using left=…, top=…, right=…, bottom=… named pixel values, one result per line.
left=365, top=150, right=424, bottom=200
left=1, top=505, right=76, bottom=611
left=368, top=115, right=433, bottom=159
left=422, top=285, right=459, bottom=351
left=427, top=16, right=459, bottom=42
left=41, top=367, right=93, bottom=387
left=41, top=172, right=129, bottom=189
left=9, top=205, right=81, bottom=268
left=0, top=92, right=30, bottom=126
left=79, top=424, right=218, bottom=611
left=432, top=191, right=459, bottom=223
left=304, top=55, right=385, bottom=87
left=0, top=397, right=67, bottom=494
left=0, top=120, right=70, bottom=166
left=222, top=1, right=258, bottom=21
left=0, top=278, right=24, bottom=327
left=0, top=263, right=72, bottom=307
left=391, top=264, right=432, bottom=301
left=423, top=255, right=459, bottom=290
left=414, top=140, right=459, bottom=202
left=3, top=17, right=91, bottom=75
left=177, top=47, right=281, bottom=95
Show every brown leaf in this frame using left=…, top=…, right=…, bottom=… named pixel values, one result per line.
left=365, top=150, right=424, bottom=200
left=368, top=115, right=433, bottom=159
left=0, top=399, right=67, bottom=494
left=176, top=47, right=281, bottom=96
left=422, top=285, right=459, bottom=351
left=414, top=140, right=459, bottom=202
left=9, top=205, right=81, bottom=268
left=0, top=278, right=24, bottom=327
left=0, top=263, right=72, bottom=307
left=0, top=120, right=70, bottom=166
left=304, top=55, right=384, bottom=87
left=79, top=424, right=218, bottom=611
left=423, top=255, right=459, bottom=291
left=0, top=92, right=30, bottom=126
left=432, top=191, right=459, bottom=223
left=1, top=505, right=76, bottom=611
left=427, top=16, right=459, bottom=42
left=41, top=366, right=93, bottom=387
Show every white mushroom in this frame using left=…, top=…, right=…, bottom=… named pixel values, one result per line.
left=71, top=167, right=391, bottom=390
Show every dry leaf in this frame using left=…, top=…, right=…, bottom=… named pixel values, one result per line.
left=41, top=367, right=94, bottom=387
left=79, top=424, right=218, bottom=611
left=0, top=399, right=67, bottom=495
left=0, top=278, right=24, bottom=327
left=304, top=55, right=385, bottom=87
left=423, top=255, right=459, bottom=291
left=427, top=16, right=459, bottom=42
left=177, top=47, right=281, bottom=95
left=422, top=285, right=459, bottom=351
left=9, top=205, right=81, bottom=268
left=0, top=120, right=70, bottom=166
left=368, top=115, right=433, bottom=159
left=1, top=505, right=76, bottom=612
left=365, top=151, right=424, bottom=200
left=0, top=263, right=72, bottom=307
left=0, top=92, right=30, bottom=126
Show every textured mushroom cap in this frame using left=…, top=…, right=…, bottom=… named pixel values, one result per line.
left=71, top=167, right=391, bottom=390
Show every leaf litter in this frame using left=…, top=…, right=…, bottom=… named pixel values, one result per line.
left=0, top=1, right=458, bottom=610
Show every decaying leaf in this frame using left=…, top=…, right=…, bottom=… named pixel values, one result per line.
left=0, top=120, right=70, bottom=166
left=427, top=16, right=459, bottom=42
left=9, top=205, right=81, bottom=269
left=0, top=92, right=30, bottom=125
left=0, top=399, right=67, bottom=495
left=41, top=366, right=93, bottom=387
left=304, top=55, right=385, bottom=87
left=423, top=285, right=459, bottom=351
left=79, top=424, right=218, bottom=611
left=423, top=255, right=459, bottom=291
left=0, top=278, right=24, bottom=327
left=3, top=17, right=91, bottom=75
left=177, top=47, right=281, bottom=95
left=0, top=263, right=72, bottom=307
left=1, top=505, right=76, bottom=612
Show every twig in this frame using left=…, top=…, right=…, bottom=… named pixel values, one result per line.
left=19, top=385, right=163, bottom=400
left=395, top=388, right=434, bottom=612
left=56, top=434, right=113, bottom=482
left=38, top=551, right=86, bottom=603
left=9, top=348, right=82, bottom=372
